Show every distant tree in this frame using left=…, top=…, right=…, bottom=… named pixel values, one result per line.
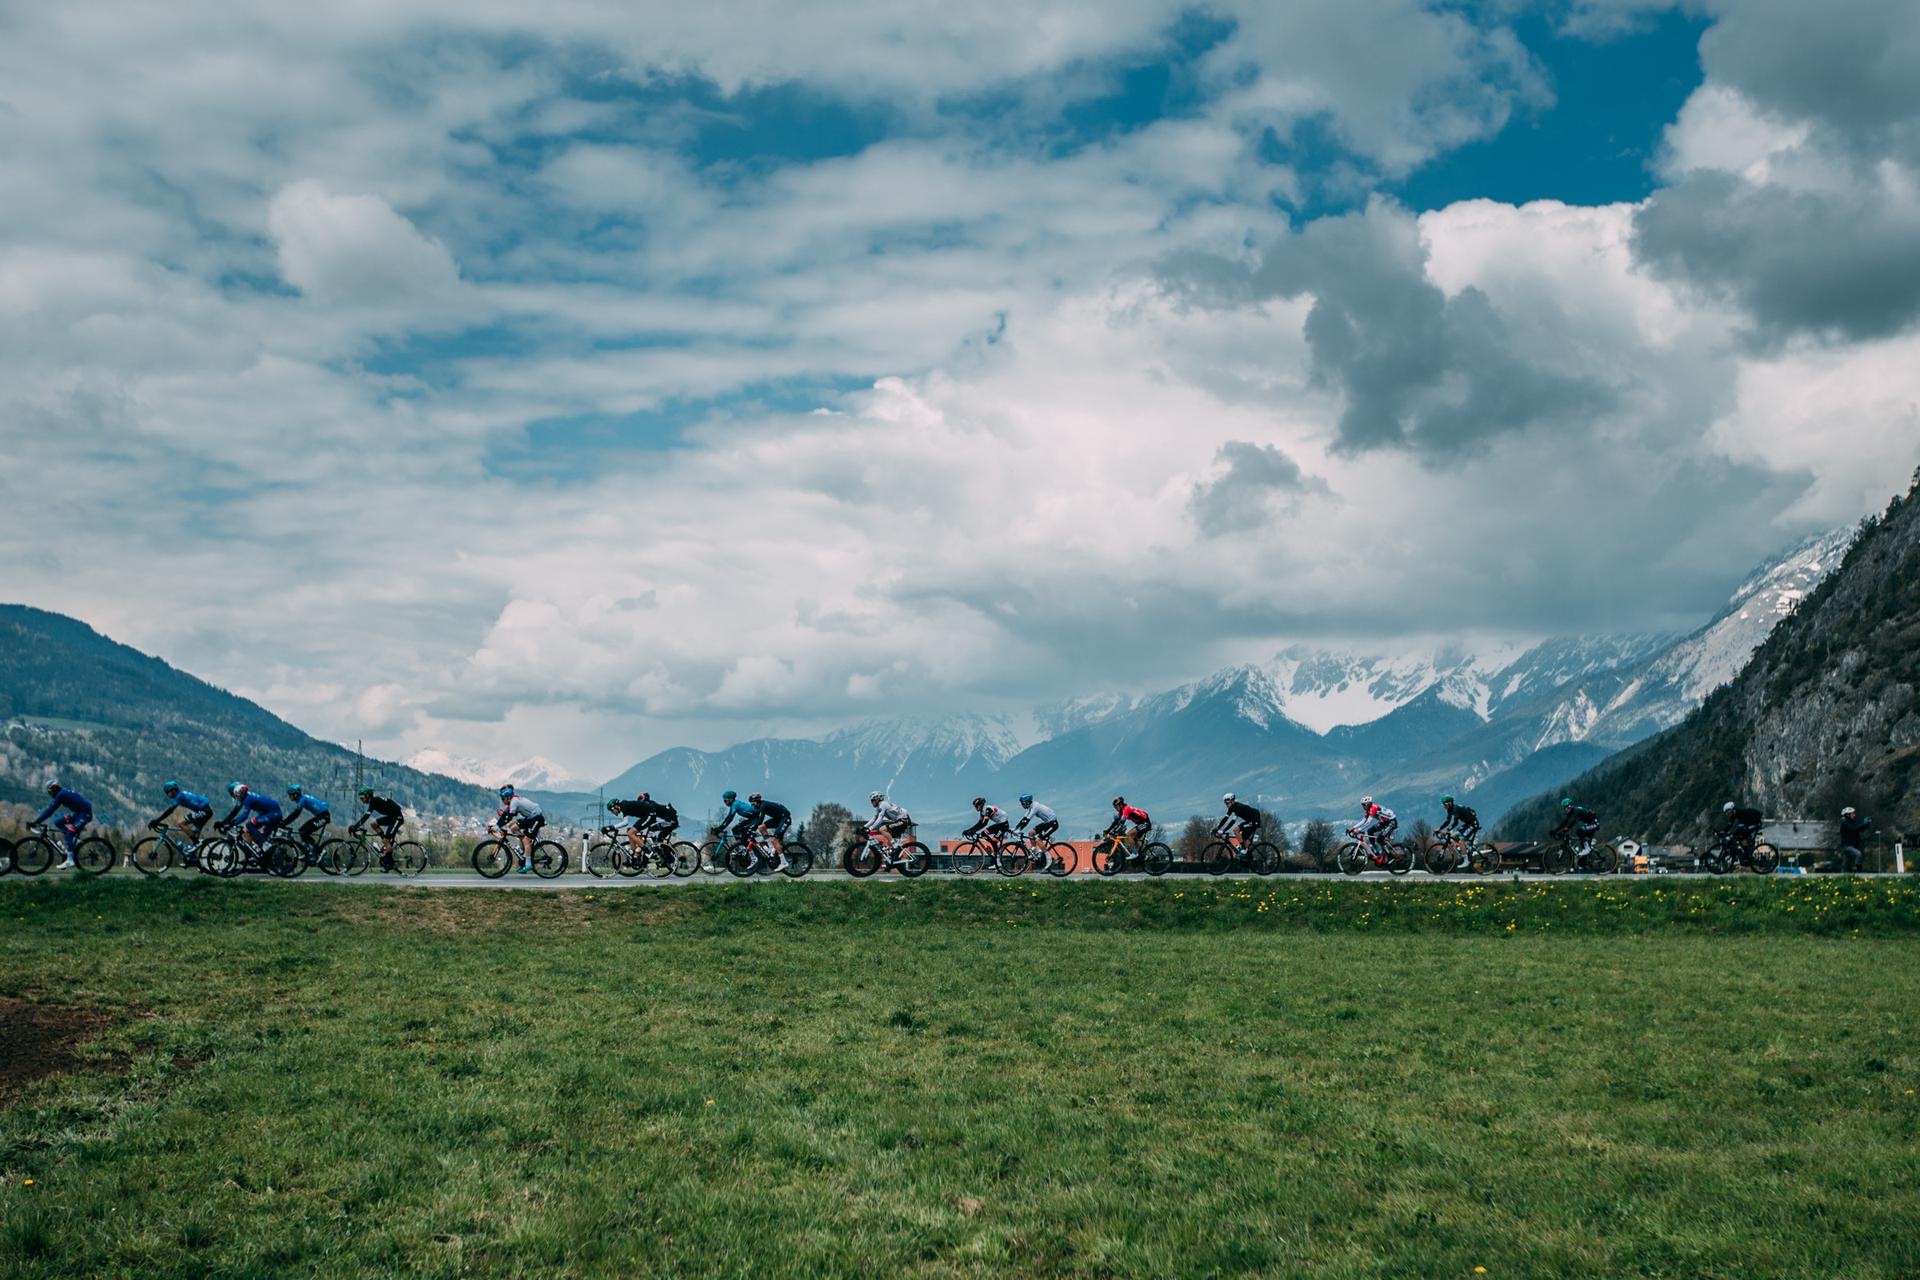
left=1174, top=815, right=1212, bottom=862
left=1262, top=812, right=1292, bottom=853
left=1409, top=818, right=1434, bottom=848
left=803, top=802, right=857, bottom=858
left=1300, top=819, right=1336, bottom=871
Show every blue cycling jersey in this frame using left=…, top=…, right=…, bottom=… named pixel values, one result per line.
left=291, top=795, right=329, bottom=817
left=35, top=789, right=93, bottom=824
left=238, top=795, right=283, bottom=821
left=172, top=791, right=212, bottom=813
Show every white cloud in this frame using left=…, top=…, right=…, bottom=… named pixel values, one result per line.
left=269, top=181, right=462, bottom=303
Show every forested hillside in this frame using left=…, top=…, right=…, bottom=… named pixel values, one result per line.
left=1500, top=470, right=1920, bottom=842
left=0, top=606, right=494, bottom=821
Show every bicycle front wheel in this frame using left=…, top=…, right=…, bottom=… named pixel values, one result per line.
left=1248, top=842, right=1282, bottom=876
left=267, top=840, right=306, bottom=878
left=1044, top=842, right=1077, bottom=876
left=585, top=841, right=616, bottom=878
left=670, top=841, right=701, bottom=877
left=782, top=841, right=814, bottom=878
left=130, top=836, right=173, bottom=877
left=73, top=837, right=117, bottom=875
left=897, top=841, right=931, bottom=878
left=1141, top=842, right=1174, bottom=877
left=1749, top=842, right=1780, bottom=874
left=699, top=842, right=729, bottom=875
left=1092, top=841, right=1125, bottom=877
left=1335, top=842, right=1365, bottom=875
left=472, top=839, right=513, bottom=879
left=1540, top=843, right=1573, bottom=876
left=845, top=842, right=880, bottom=878
left=393, top=841, right=427, bottom=877
left=951, top=841, right=987, bottom=876
left=1424, top=843, right=1458, bottom=875
left=1200, top=841, right=1234, bottom=876
left=995, top=844, right=1029, bottom=877
left=14, top=836, right=57, bottom=876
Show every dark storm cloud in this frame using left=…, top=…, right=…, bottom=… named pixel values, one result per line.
left=1633, top=170, right=1920, bottom=345
left=1248, top=202, right=1615, bottom=458
left=1188, top=441, right=1327, bottom=536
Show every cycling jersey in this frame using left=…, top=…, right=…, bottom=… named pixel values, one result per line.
left=35, top=788, right=93, bottom=826
left=290, top=795, right=330, bottom=818
left=1016, top=802, right=1057, bottom=830
left=625, top=798, right=678, bottom=829
left=1117, top=805, right=1149, bottom=826
left=354, top=795, right=404, bottom=826
left=1437, top=804, right=1479, bottom=835
left=1552, top=806, right=1598, bottom=837
left=1216, top=800, right=1261, bottom=835
left=161, top=790, right=213, bottom=821
left=1356, top=806, right=1396, bottom=838
left=868, top=800, right=911, bottom=831
left=717, top=797, right=758, bottom=834
left=1840, top=813, right=1873, bottom=847
left=756, top=800, right=792, bottom=832
left=224, top=793, right=283, bottom=826
left=503, top=795, right=543, bottom=821
left=1727, top=806, right=1763, bottom=830
left=964, top=805, right=1010, bottom=838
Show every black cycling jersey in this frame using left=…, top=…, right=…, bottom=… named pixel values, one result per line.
left=1728, top=806, right=1763, bottom=829
left=1553, top=806, right=1598, bottom=835
left=1224, top=800, right=1261, bottom=825
left=756, top=800, right=791, bottom=826
left=1438, top=803, right=1479, bottom=832
left=364, top=796, right=403, bottom=822
left=1840, top=813, right=1873, bottom=846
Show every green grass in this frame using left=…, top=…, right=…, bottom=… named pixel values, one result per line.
left=2, top=879, right=1917, bottom=1278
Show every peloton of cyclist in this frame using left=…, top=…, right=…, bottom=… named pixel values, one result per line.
left=154, top=781, right=214, bottom=843
left=1551, top=797, right=1599, bottom=854
left=1435, top=795, right=1480, bottom=847
left=963, top=797, right=1012, bottom=846
left=34, top=780, right=94, bottom=871
left=349, top=787, right=406, bottom=870
left=1215, top=793, right=1262, bottom=846
left=609, top=792, right=679, bottom=859
left=1014, top=793, right=1059, bottom=871
left=1350, top=795, right=1396, bottom=848
left=284, top=785, right=332, bottom=848
left=495, top=785, right=546, bottom=874
left=221, top=783, right=285, bottom=859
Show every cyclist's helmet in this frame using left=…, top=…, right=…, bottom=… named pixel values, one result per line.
left=1222, top=792, right=1236, bottom=804
left=1841, top=806, right=1856, bottom=816
left=721, top=790, right=737, bottom=803
left=869, top=791, right=885, bottom=805
left=1560, top=797, right=1573, bottom=808
left=287, top=785, right=303, bottom=800
left=1722, top=801, right=1736, bottom=813
left=163, top=780, right=180, bottom=797
left=498, top=785, right=515, bottom=800
left=1112, top=796, right=1125, bottom=809
left=357, top=786, right=374, bottom=800
left=1360, top=795, right=1373, bottom=808
left=1441, top=794, right=1454, bottom=806
left=1019, top=793, right=1034, bottom=806
left=972, top=796, right=986, bottom=809
left=45, top=780, right=61, bottom=796
left=636, top=792, right=649, bottom=802
left=607, top=800, right=623, bottom=814
left=229, top=782, right=249, bottom=798
left=748, top=792, right=762, bottom=804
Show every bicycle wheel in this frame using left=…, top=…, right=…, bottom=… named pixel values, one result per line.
left=699, top=842, right=729, bottom=875
left=1044, top=841, right=1077, bottom=876
left=1585, top=842, right=1620, bottom=875
left=392, top=841, right=427, bottom=877
left=951, top=841, right=987, bottom=876
left=266, top=840, right=305, bottom=878
left=644, top=844, right=676, bottom=879
left=1200, top=841, right=1234, bottom=876
left=531, top=841, right=568, bottom=878
left=1470, top=843, right=1499, bottom=874
left=1248, top=842, right=1282, bottom=876
left=1749, top=842, right=1780, bottom=875
left=670, top=841, right=701, bottom=877
left=1424, top=843, right=1458, bottom=875
left=726, top=843, right=759, bottom=876
left=1540, top=843, right=1573, bottom=875
left=217, top=839, right=250, bottom=878
left=0, top=838, right=12, bottom=876
left=1092, top=840, right=1125, bottom=876
left=72, top=837, right=117, bottom=875
left=585, top=840, right=616, bottom=878
left=1336, top=842, right=1368, bottom=875
left=14, top=836, right=56, bottom=876
left=995, top=844, right=1029, bottom=877
left=1141, top=842, right=1174, bottom=877
left=782, top=841, right=814, bottom=878
left=1387, top=843, right=1414, bottom=875
left=897, top=841, right=931, bottom=878
left=472, top=839, right=513, bottom=879
left=129, top=836, right=173, bottom=877
left=845, top=841, right=881, bottom=877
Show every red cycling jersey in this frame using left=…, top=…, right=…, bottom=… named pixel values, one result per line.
left=1118, top=805, right=1150, bottom=826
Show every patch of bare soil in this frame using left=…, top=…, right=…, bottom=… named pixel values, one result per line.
left=0, top=997, right=112, bottom=1105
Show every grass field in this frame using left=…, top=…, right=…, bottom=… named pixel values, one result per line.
left=2, top=878, right=1917, bottom=1278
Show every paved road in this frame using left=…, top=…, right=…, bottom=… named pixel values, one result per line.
left=62, top=868, right=1902, bottom=890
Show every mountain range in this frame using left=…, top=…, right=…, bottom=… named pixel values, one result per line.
left=1500, top=472, right=1919, bottom=842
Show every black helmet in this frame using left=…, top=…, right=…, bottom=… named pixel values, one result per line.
left=748, top=792, right=762, bottom=804
left=636, top=791, right=649, bottom=802
left=972, top=796, right=986, bottom=809
left=1111, top=795, right=1125, bottom=809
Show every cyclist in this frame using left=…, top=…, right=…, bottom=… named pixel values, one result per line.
left=610, top=792, right=679, bottom=860
left=963, top=796, right=1011, bottom=846
left=1838, top=806, right=1872, bottom=873
left=33, top=781, right=94, bottom=871
left=867, top=791, right=913, bottom=840
left=713, top=789, right=758, bottom=839
left=348, top=787, right=406, bottom=870
left=1014, top=793, right=1059, bottom=870
left=153, top=781, right=214, bottom=845
left=1550, top=797, right=1599, bottom=856
left=1104, top=797, right=1152, bottom=863
left=1435, top=795, right=1481, bottom=846
left=495, top=785, right=545, bottom=874
left=1719, top=801, right=1765, bottom=861
left=1350, top=795, right=1396, bottom=848
left=220, top=783, right=285, bottom=865
left=284, top=785, right=332, bottom=849
left=749, top=793, right=794, bottom=870
left=1215, top=792, right=1262, bottom=847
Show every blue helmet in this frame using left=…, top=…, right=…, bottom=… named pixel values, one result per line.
left=721, top=790, right=737, bottom=803
left=1019, top=793, right=1034, bottom=806
left=287, top=785, right=303, bottom=799
left=163, top=780, right=180, bottom=796
left=498, top=785, right=515, bottom=800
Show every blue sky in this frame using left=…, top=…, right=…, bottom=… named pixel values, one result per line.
left=1, top=1, right=1916, bottom=780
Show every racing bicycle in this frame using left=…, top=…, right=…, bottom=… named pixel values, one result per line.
left=130, top=822, right=218, bottom=876
left=951, top=829, right=1031, bottom=877
left=1695, top=828, right=1780, bottom=875
left=13, top=822, right=117, bottom=875
left=1423, top=831, right=1498, bottom=874
left=1092, top=828, right=1173, bottom=877
left=843, top=828, right=932, bottom=878
left=725, top=830, right=814, bottom=878
left=1336, top=827, right=1413, bottom=875
left=472, top=824, right=567, bottom=879
left=586, top=826, right=699, bottom=878
left=322, top=828, right=427, bottom=877
left=1199, top=829, right=1283, bottom=876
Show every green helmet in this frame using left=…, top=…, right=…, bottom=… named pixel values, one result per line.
left=1441, top=794, right=1455, bottom=806
left=1560, top=797, right=1574, bottom=808
left=358, top=786, right=374, bottom=799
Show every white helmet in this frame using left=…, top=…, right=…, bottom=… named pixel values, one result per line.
left=1841, top=806, right=1856, bottom=816
left=869, top=791, right=884, bottom=805
left=1723, top=802, right=1736, bottom=813
left=1222, top=793, right=1236, bottom=804
left=1360, top=795, right=1373, bottom=807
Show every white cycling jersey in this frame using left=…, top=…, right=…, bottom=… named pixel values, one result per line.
left=867, top=800, right=910, bottom=830
left=505, top=795, right=543, bottom=820
left=1020, top=802, right=1058, bottom=826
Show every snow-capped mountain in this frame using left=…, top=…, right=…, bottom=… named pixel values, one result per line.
left=403, top=749, right=593, bottom=794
